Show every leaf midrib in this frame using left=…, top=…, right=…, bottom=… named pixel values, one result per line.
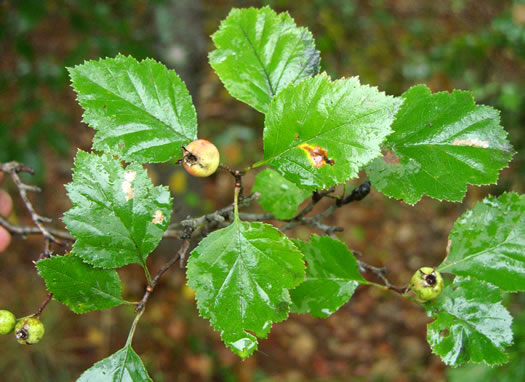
left=237, top=16, right=276, bottom=98
left=265, top=106, right=384, bottom=164
left=440, top=223, right=519, bottom=271
left=76, top=70, right=191, bottom=142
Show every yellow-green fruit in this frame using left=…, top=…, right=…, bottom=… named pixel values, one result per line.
left=409, top=267, right=444, bottom=301
left=0, top=310, right=16, bottom=335
left=183, top=139, right=220, bottom=177
left=15, top=316, right=45, bottom=345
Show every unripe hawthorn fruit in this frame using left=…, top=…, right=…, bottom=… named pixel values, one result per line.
left=409, top=267, right=444, bottom=301
left=15, top=316, right=45, bottom=345
left=0, top=310, right=16, bottom=335
left=183, top=139, right=220, bottom=177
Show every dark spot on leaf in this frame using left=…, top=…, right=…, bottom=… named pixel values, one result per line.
left=298, top=143, right=335, bottom=168
left=103, top=104, right=107, bottom=109
left=440, top=329, right=450, bottom=337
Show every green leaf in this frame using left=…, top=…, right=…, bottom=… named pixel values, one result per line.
left=251, top=168, right=310, bottom=220
left=64, top=151, right=172, bottom=269
left=69, top=55, right=197, bottom=163
left=366, top=85, right=514, bottom=204
left=290, top=235, right=367, bottom=318
left=186, top=219, right=305, bottom=358
left=262, top=73, right=401, bottom=190
left=77, top=344, right=152, bottom=382
left=209, top=7, right=320, bottom=113
left=439, top=193, right=525, bottom=292
left=36, top=254, right=124, bottom=314
left=426, top=277, right=513, bottom=367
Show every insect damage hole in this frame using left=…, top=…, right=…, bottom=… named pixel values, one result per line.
left=298, top=144, right=335, bottom=168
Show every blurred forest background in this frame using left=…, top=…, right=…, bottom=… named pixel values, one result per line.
left=1, top=0, right=524, bottom=381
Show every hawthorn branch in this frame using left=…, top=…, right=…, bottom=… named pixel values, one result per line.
left=0, top=162, right=64, bottom=250
left=0, top=216, right=74, bottom=240
left=357, top=261, right=405, bottom=294
left=168, top=192, right=261, bottom=235
left=134, top=239, right=190, bottom=313
left=34, top=293, right=53, bottom=317
left=219, top=164, right=244, bottom=197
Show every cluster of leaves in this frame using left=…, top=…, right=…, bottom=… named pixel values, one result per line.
left=33, top=6, right=523, bottom=380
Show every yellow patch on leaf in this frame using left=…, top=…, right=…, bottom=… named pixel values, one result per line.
left=298, top=144, right=335, bottom=168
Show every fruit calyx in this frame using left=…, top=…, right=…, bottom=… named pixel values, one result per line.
left=15, top=315, right=45, bottom=345
left=409, top=267, right=444, bottom=301
left=182, top=139, right=220, bottom=177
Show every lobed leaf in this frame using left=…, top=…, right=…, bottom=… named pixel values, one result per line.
left=263, top=73, right=401, bottom=190
left=366, top=85, right=514, bottom=204
left=37, top=254, right=124, bottom=314
left=186, top=219, right=304, bottom=358
left=439, top=193, right=525, bottom=292
left=64, top=151, right=172, bottom=269
left=290, top=235, right=367, bottom=318
left=209, top=7, right=320, bottom=113
left=426, top=277, right=513, bottom=367
left=251, top=168, right=310, bottom=220
left=69, top=55, right=197, bottom=163
left=77, top=344, right=152, bottom=382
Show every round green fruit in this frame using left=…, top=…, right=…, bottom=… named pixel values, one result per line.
left=0, top=310, right=16, bottom=335
left=15, top=316, right=45, bottom=345
left=409, top=267, right=444, bottom=301
left=183, top=139, right=220, bottom=177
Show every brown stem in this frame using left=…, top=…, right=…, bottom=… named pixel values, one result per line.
left=219, top=164, right=244, bottom=196
left=357, top=261, right=405, bottom=294
left=134, top=240, right=190, bottom=313
left=34, top=293, right=53, bottom=317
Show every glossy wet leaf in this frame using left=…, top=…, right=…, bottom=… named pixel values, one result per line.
left=366, top=85, right=514, bottom=204
left=439, top=193, right=525, bottom=292
left=290, top=235, right=367, bottom=318
left=187, top=219, right=304, bottom=358
left=252, top=168, right=310, bottom=219
left=426, top=277, right=513, bottom=367
left=69, top=55, right=197, bottom=163
left=37, top=254, right=124, bottom=314
left=64, top=151, right=172, bottom=268
left=209, top=7, right=320, bottom=113
left=77, top=344, right=152, bottom=382
left=263, top=73, right=401, bottom=190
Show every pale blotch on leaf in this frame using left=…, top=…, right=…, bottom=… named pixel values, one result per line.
left=298, top=143, right=335, bottom=168
left=121, top=170, right=137, bottom=201
left=152, top=210, right=164, bottom=224
left=124, top=171, right=137, bottom=182
left=446, top=239, right=452, bottom=257
left=452, top=138, right=489, bottom=149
